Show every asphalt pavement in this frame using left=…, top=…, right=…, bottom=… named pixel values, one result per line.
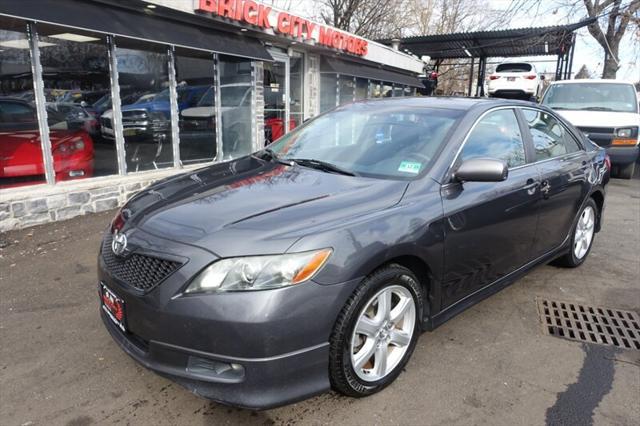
left=1, top=177, right=638, bottom=426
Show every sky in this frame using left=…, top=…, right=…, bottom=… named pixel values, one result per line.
left=272, top=0, right=639, bottom=81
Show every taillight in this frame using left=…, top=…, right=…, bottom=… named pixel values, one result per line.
left=489, top=75, right=500, bottom=80
left=524, top=75, right=537, bottom=80
left=604, top=154, right=611, bottom=172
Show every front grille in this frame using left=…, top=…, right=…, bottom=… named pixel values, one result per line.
left=101, top=233, right=183, bottom=292
left=100, top=117, right=112, bottom=130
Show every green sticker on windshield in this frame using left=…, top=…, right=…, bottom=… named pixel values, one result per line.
left=398, top=161, right=422, bottom=174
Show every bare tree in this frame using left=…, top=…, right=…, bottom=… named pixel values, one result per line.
left=574, top=64, right=594, bottom=78
left=583, top=0, right=640, bottom=78
left=315, top=0, right=413, bottom=39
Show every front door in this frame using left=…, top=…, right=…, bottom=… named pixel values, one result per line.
left=441, top=108, right=540, bottom=308
left=520, top=108, right=589, bottom=255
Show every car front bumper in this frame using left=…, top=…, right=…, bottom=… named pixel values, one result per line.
left=606, top=145, right=639, bottom=166
left=97, top=231, right=361, bottom=408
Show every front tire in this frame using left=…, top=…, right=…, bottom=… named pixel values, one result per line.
left=554, top=199, right=597, bottom=267
left=329, top=264, right=423, bottom=397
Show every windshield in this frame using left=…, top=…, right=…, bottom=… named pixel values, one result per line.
left=542, top=83, right=638, bottom=113
left=267, top=103, right=461, bottom=179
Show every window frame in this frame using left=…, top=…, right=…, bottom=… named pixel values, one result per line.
left=516, top=106, right=585, bottom=165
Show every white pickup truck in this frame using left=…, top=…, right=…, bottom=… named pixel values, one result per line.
left=540, top=79, right=640, bottom=179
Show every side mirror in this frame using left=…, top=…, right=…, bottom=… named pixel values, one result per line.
left=454, top=158, right=508, bottom=182
left=80, top=101, right=88, bottom=108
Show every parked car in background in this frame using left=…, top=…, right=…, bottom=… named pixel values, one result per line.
left=99, top=97, right=608, bottom=409
left=0, top=97, right=94, bottom=188
left=488, top=62, right=544, bottom=100
left=47, top=102, right=100, bottom=136
left=541, top=79, right=639, bottom=179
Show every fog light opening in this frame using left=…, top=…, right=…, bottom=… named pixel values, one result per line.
left=69, top=170, right=85, bottom=177
left=186, top=356, right=245, bottom=382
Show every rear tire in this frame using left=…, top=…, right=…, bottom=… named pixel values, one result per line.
left=329, top=264, right=423, bottom=398
left=617, top=162, right=635, bottom=180
left=553, top=199, right=597, bottom=268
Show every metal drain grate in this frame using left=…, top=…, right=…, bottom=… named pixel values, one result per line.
left=537, top=298, right=640, bottom=351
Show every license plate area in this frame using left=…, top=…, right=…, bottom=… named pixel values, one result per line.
left=101, top=283, right=126, bottom=332
left=507, top=77, right=516, bottom=82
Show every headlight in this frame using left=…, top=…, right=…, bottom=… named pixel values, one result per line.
left=185, top=249, right=332, bottom=293
left=616, top=128, right=633, bottom=138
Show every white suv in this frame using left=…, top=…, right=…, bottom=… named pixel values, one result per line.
left=488, top=62, right=543, bottom=100
left=541, top=79, right=639, bottom=179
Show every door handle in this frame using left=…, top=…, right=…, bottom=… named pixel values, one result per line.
left=523, top=179, right=539, bottom=195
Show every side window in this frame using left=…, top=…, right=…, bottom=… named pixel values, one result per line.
left=522, top=109, right=581, bottom=161
left=460, top=109, right=526, bottom=168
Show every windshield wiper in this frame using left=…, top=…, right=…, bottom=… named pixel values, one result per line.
left=580, top=106, right=614, bottom=111
left=287, top=158, right=358, bottom=176
left=252, top=148, right=293, bottom=166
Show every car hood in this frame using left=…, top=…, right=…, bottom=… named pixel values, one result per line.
left=553, top=110, right=640, bottom=128
left=123, top=156, right=408, bottom=256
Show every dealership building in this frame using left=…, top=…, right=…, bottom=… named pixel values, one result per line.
left=0, top=0, right=425, bottom=231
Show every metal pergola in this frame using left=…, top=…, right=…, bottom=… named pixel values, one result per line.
left=379, top=18, right=596, bottom=96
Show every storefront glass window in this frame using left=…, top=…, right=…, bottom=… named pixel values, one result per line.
left=219, top=56, right=253, bottom=159
left=263, top=59, right=287, bottom=145
left=339, top=75, right=355, bottom=105
left=382, top=82, right=393, bottom=98
left=175, top=49, right=216, bottom=165
left=392, top=85, right=404, bottom=97
left=289, top=53, right=304, bottom=131
left=369, top=81, right=382, bottom=98
left=0, top=21, right=44, bottom=188
left=320, top=73, right=337, bottom=113
left=36, top=24, right=117, bottom=182
left=355, top=78, right=368, bottom=100
left=113, top=39, right=174, bottom=172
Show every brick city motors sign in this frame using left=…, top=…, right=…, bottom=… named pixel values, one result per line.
left=195, top=0, right=369, bottom=56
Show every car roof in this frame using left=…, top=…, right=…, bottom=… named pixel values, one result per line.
left=350, top=96, right=537, bottom=111
left=548, top=79, right=636, bottom=86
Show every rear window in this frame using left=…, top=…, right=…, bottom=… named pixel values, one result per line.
left=496, top=63, right=532, bottom=73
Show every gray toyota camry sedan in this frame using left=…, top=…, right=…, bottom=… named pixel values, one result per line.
left=98, top=97, right=609, bottom=409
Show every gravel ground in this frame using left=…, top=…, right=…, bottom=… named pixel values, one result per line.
left=0, top=177, right=638, bottom=426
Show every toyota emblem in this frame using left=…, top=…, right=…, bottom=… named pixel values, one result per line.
left=112, top=232, right=128, bottom=257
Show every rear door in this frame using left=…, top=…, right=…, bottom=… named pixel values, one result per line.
left=519, top=107, right=589, bottom=256
left=441, top=108, right=540, bottom=308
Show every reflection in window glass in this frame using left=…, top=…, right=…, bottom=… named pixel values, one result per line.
left=175, top=50, right=216, bottom=165
left=269, top=104, right=461, bottom=179
left=369, top=81, right=382, bottom=98
left=522, top=109, right=581, bottom=161
left=289, top=53, right=303, bottom=132
left=461, top=109, right=525, bottom=168
left=114, top=40, right=173, bottom=172
left=263, top=59, right=287, bottom=145
left=355, top=78, right=368, bottom=100
left=219, top=56, right=253, bottom=159
left=392, top=85, right=404, bottom=97
left=339, top=75, right=355, bottom=105
left=37, top=26, right=116, bottom=182
left=0, top=22, right=45, bottom=188
left=320, top=73, right=337, bottom=112
left=382, top=82, right=393, bottom=98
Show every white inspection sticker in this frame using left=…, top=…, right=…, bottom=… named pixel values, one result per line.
left=398, top=161, right=422, bottom=174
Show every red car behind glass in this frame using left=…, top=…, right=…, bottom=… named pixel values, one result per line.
left=0, top=97, right=94, bottom=188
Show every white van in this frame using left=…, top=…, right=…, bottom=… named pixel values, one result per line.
left=540, top=79, right=640, bottom=179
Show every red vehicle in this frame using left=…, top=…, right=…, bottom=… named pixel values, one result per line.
left=0, top=97, right=94, bottom=188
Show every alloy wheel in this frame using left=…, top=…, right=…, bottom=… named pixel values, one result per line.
left=574, top=205, right=595, bottom=260
left=350, top=285, right=416, bottom=382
